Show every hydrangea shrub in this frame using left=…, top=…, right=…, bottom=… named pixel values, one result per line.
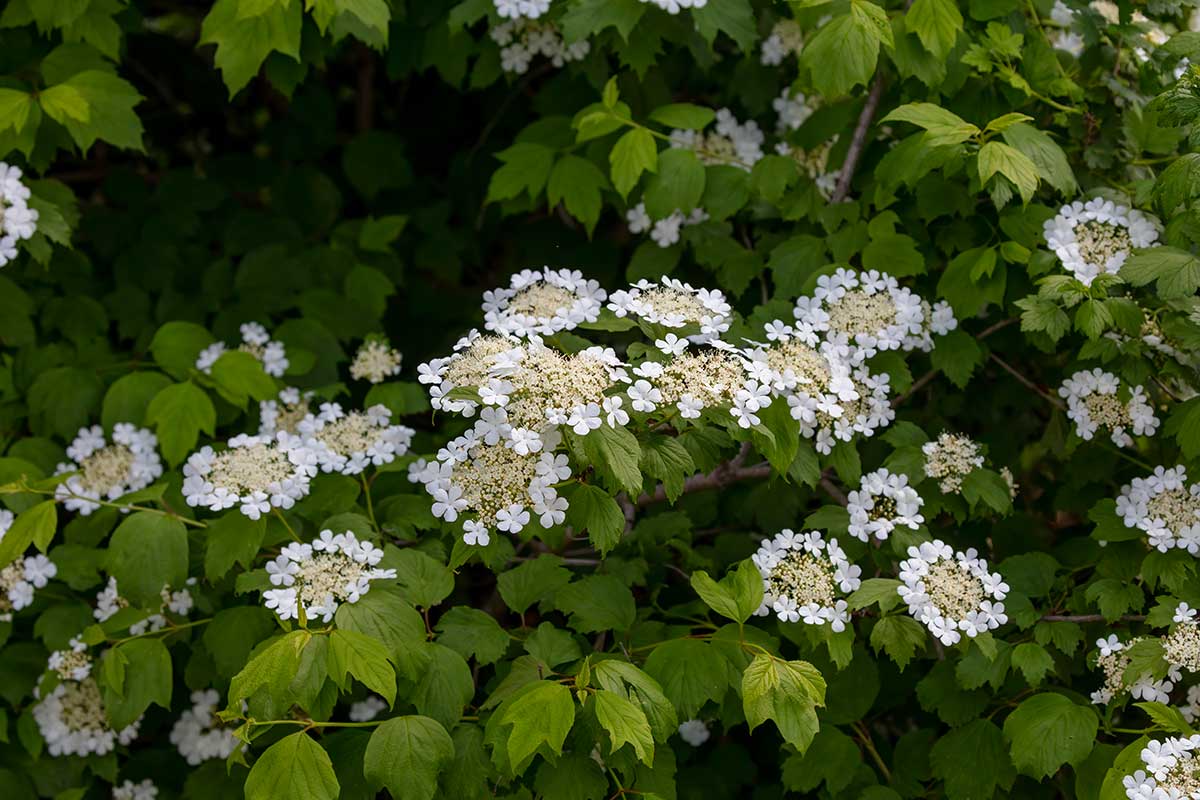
left=2, top=1, right=1200, bottom=799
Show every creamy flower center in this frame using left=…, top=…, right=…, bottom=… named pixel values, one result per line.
left=765, top=340, right=830, bottom=387
left=79, top=445, right=135, bottom=494
left=1165, top=623, right=1200, bottom=673
left=827, top=290, right=897, bottom=338
left=274, top=400, right=310, bottom=435
left=637, top=287, right=709, bottom=323
left=773, top=19, right=804, bottom=51
left=350, top=342, right=402, bottom=384
left=238, top=342, right=266, bottom=360
left=766, top=550, right=836, bottom=608
left=444, top=336, right=514, bottom=389
left=207, top=444, right=293, bottom=495
left=1075, top=220, right=1132, bottom=266
left=693, top=134, right=739, bottom=166
left=504, top=349, right=613, bottom=429
left=0, top=562, right=23, bottom=613
left=869, top=495, right=898, bottom=522
left=295, top=552, right=367, bottom=609
left=507, top=283, right=576, bottom=319
left=1147, top=488, right=1200, bottom=533
left=52, top=651, right=91, bottom=680
left=451, top=442, right=538, bottom=526
left=1083, top=393, right=1131, bottom=429
left=655, top=351, right=744, bottom=407
left=59, top=679, right=111, bottom=733
left=318, top=413, right=381, bottom=457
left=1155, top=753, right=1200, bottom=796
left=1097, top=644, right=1135, bottom=698
left=923, top=560, right=985, bottom=620
left=923, top=434, right=983, bottom=494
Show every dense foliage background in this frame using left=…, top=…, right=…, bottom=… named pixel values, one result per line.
left=3, top=0, right=1200, bottom=798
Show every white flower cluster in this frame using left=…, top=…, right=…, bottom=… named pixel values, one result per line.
left=773, top=87, right=819, bottom=132
left=0, top=163, right=38, bottom=268
left=670, top=108, right=764, bottom=170
left=491, top=19, right=589, bottom=75
left=628, top=340, right=751, bottom=424
left=625, top=202, right=710, bottom=248
left=48, top=636, right=91, bottom=682
left=921, top=432, right=985, bottom=495
left=196, top=322, right=289, bottom=378
left=112, top=779, right=158, bottom=800
left=1181, top=684, right=1200, bottom=724
left=677, top=719, right=710, bottom=746
left=169, top=689, right=238, bottom=765
left=493, top=0, right=550, bottom=19
left=1047, top=0, right=1086, bottom=56
left=898, top=540, right=1009, bottom=646
left=1124, top=735, right=1200, bottom=800
left=33, top=677, right=141, bottom=756
left=0, top=512, right=56, bottom=620
left=1117, top=466, right=1200, bottom=554
left=94, top=577, right=194, bottom=635
left=761, top=19, right=805, bottom=65
left=258, top=387, right=314, bottom=437
left=848, top=468, right=925, bottom=543
left=1058, top=368, right=1159, bottom=447
left=263, top=530, right=396, bottom=622
left=349, top=695, right=387, bottom=722
left=54, top=424, right=163, bottom=515
left=1043, top=199, right=1160, bottom=286
left=298, top=403, right=414, bottom=476
left=743, top=322, right=893, bottom=454
left=1164, top=603, right=1200, bottom=674
left=608, top=277, right=731, bottom=340
left=413, top=425, right=571, bottom=546
left=182, top=433, right=317, bottom=519
left=1091, top=635, right=1179, bottom=705
left=793, top=268, right=957, bottom=361
left=482, top=267, right=606, bottom=337
left=350, top=340, right=403, bottom=384
left=752, top=529, right=860, bottom=630
left=638, top=0, right=707, bottom=14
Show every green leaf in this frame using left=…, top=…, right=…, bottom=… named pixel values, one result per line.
left=100, top=638, right=172, bottom=730
left=227, top=630, right=312, bottom=715
left=1011, top=643, right=1054, bottom=686
left=101, top=372, right=173, bottom=430
left=556, top=575, right=635, bottom=633
left=0, top=501, right=57, bottom=567
left=0, top=89, right=35, bottom=135
left=1133, top=701, right=1194, bottom=735
left=328, top=629, right=397, bottom=706
left=497, top=555, right=573, bottom=615
left=40, top=70, right=144, bottom=152
left=26, top=367, right=104, bottom=441
left=648, top=104, right=714, bottom=130
left=690, top=560, right=763, bottom=624
left=591, top=660, right=678, bottom=743
left=930, top=719, right=1016, bottom=799
left=595, top=689, right=654, bottom=765
left=610, top=128, right=657, bottom=198
left=800, top=0, right=891, bottom=96
left=563, top=483, right=625, bottom=557
left=581, top=423, right=643, bottom=497
left=209, top=350, right=278, bottom=408
left=412, top=643, right=474, bottom=730
left=882, top=103, right=980, bottom=146
left=960, top=469, right=1012, bottom=514
left=534, top=753, right=608, bottom=800
left=643, top=639, right=733, bottom=718
left=486, top=142, right=555, bottom=203
left=643, top=148, right=706, bottom=219
left=436, top=607, right=510, bottom=666
left=335, top=589, right=429, bottom=682
left=104, top=512, right=187, bottom=608
left=741, top=654, right=827, bottom=753
left=560, top=0, right=645, bottom=42
left=638, top=434, right=695, bottom=504
left=691, top=0, right=757, bottom=52
left=1165, top=398, right=1200, bottom=460
left=363, top=716, right=454, bottom=800
left=1001, top=123, right=1077, bottom=196
left=906, top=0, right=962, bottom=59
left=870, top=615, right=927, bottom=669
left=930, top=329, right=983, bottom=389
left=781, top=727, right=862, bottom=795
left=203, top=606, right=278, bottom=678
left=144, top=381, right=216, bottom=467
left=547, top=155, right=608, bottom=236
left=494, top=681, right=576, bottom=772
left=308, top=0, right=390, bottom=43
left=205, top=513, right=267, bottom=581
left=392, top=549, right=453, bottom=608
left=1121, top=246, right=1200, bottom=299
left=199, top=0, right=303, bottom=97
left=149, top=321, right=216, bottom=379
left=977, top=141, right=1039, bottom=204
left=246, top=732, right=339, bottom=800
left=1002, top=693, right=1099, bottom=779
left=848, top=578, right=903, bottom=613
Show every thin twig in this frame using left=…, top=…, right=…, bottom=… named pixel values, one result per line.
left=989, top=353, right=1067, bottom=410
left=1041, top=614, right=1146, bottom=623
left=830, top=75, right=886, bottom=203
left=819, top=475, right=848, bottom=506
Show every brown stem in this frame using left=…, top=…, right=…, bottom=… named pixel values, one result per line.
left=1041, top=614, right=1146, bottom=622
left=831, top=74, right=886, bottom=203
left=989, top=353, right=1067, bottom=410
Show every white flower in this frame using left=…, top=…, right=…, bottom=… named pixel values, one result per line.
left=169, top=689, right=238, bottom=765
left=566, top=402, right=602, bottom=435
left=1122, top=735, right=1200, bottom=799
left=753, top=529, right=858, bottom=633
left=677, top=719, right=710, bottom=746
left=628, top=380, right=662, bottom=412
left=0, top=162, right=38, bottom=268
left=299, top=403, right=415, bottom=476
left=349, top=695, right=388, bottom=722
left=1176, top=603, right=1198, bottom=624
left=112, top=779, right=158, bottom=800
left=259, top=530, right=395, bottom=623
left=655, top=333, right=689, bottom=356
left=1116, top=465, right=1200, bottom=554
left=496, top=504, right=531, bottom=533
left=463, top=520, right=491, bottom=546
left=54, top=424, right=163, bottom=515
left=0, top=551, right=57, bottom=622
left=848, top=468, right=925, bottom=543
left=483, top=267, right=607, bottom=337
left=195, top=322, right=289, bottom=377
left=1044, top=199, right=1160, bottom=286
left=1059, top=368, right=1159, bottom=448
left=182, top=434, right=314, bottom=519
left=897, top=540, right=1008, bottom=645
left=602, top=396, right=630, bottom=427
left=921, top=432, right=986, bottom=495
left=34, top=678, right=141, bottom=756
left=350, top=340, right=403, bottom=384
left=669, top=107, right=763, bottom=170
left=607, top=277, right=731, bottom=342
